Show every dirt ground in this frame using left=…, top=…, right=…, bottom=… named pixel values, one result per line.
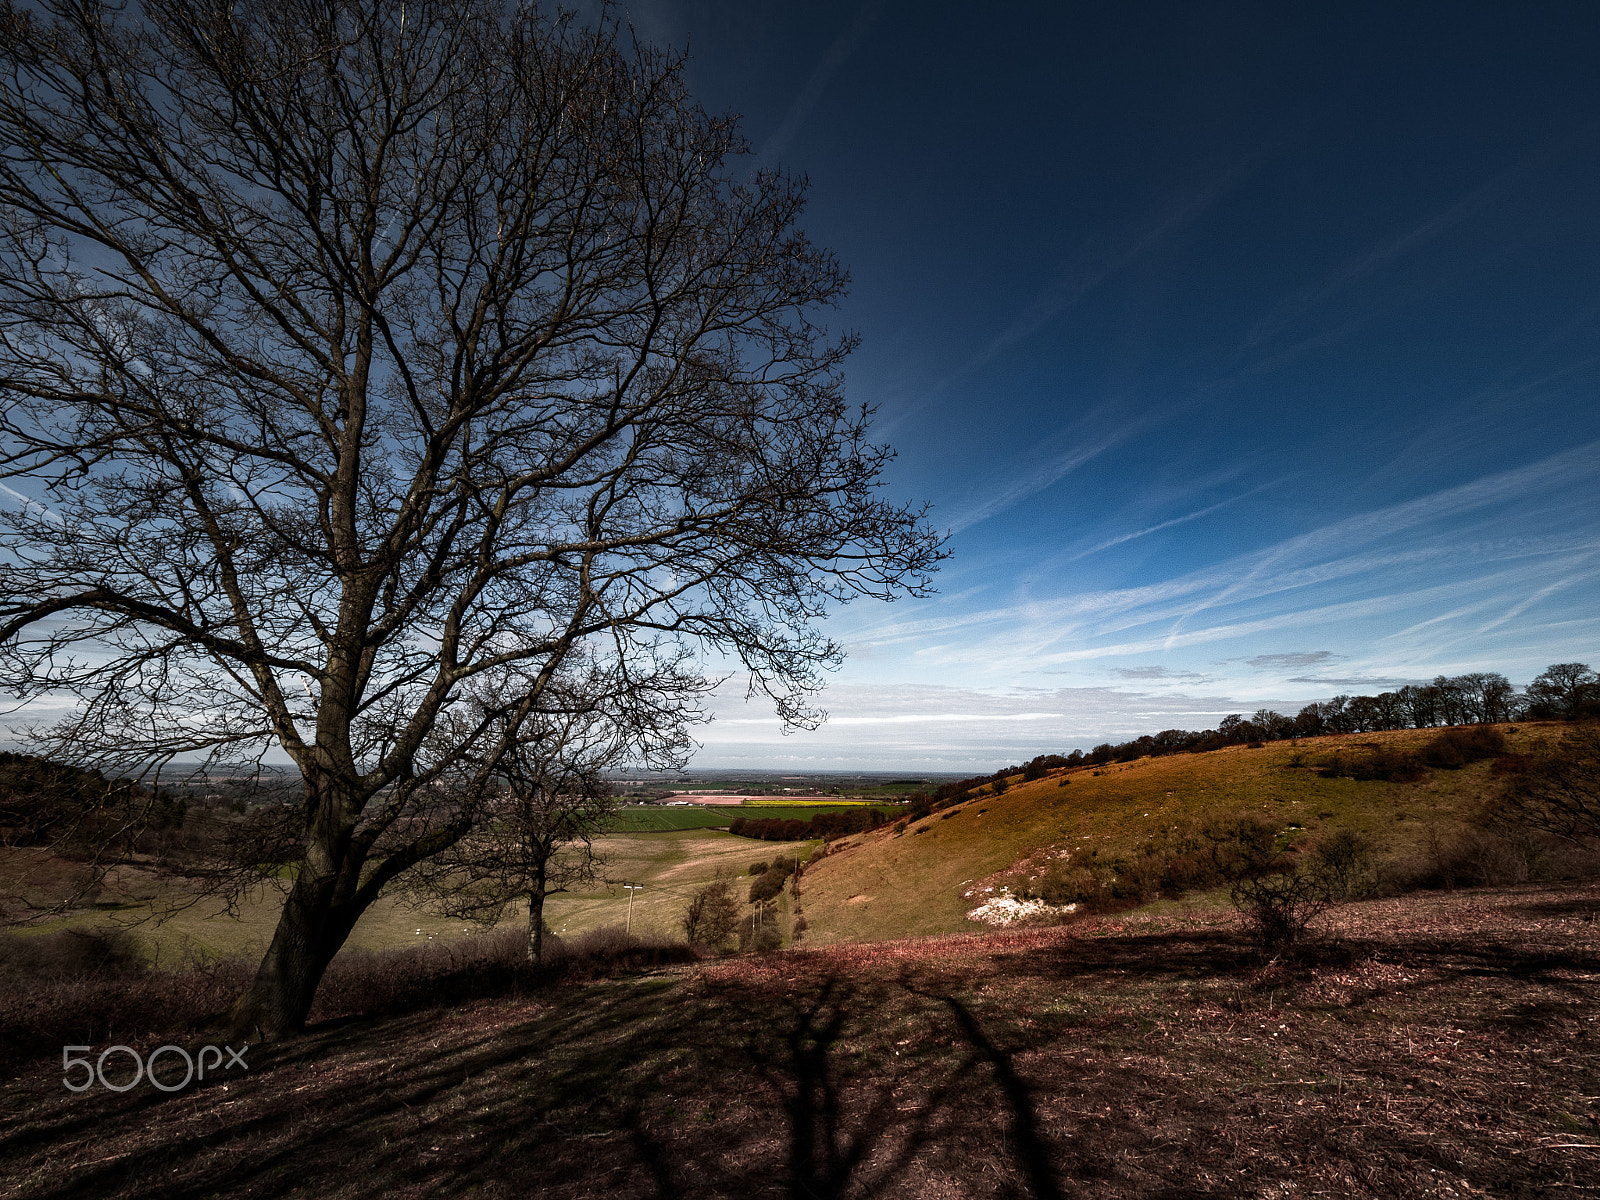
left=1, top=881, right=1597, bottom=1199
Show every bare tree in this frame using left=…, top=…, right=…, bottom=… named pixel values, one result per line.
left=1524, top=663, right=1599, bottom=721
left=0, top=0, right=942, bottom=1037
left=398, top=661, right=681, bottom=963
left=1491, top=726, right=1600, bottom=848
left=680, top=876, right=740, bottom=952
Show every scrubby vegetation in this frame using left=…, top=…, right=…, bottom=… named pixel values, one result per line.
left=983, top=725, right=1599, bottom=934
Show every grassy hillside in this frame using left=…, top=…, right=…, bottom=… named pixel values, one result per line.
left=540, top=830, right=817, bottom=942
left=1, top=828, right=817, bottom=965
left=799, top=723, right=1569, bottom=946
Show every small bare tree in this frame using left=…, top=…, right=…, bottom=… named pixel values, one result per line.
left=0, top=0, right=942, bottom=1037
left=1491, top=726, right=1600, bottom=848
left=399, top=663, right=682, bottom=963
left=681, top=876, right=740, bottom=952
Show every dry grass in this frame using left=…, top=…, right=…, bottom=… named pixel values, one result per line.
left=1, top=829, right=818, bottom=966
left=538, top=830, right=815, bottom=944
left=0, top=881, right=1595, bottom=1198
left=799, top=724, right=1572, bottom=946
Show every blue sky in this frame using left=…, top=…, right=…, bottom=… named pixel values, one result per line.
left=622, top=1, right=1600, bottom=770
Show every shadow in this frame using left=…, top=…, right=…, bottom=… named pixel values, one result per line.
left=903, top=977, right=1064, bottom=1200
left=4, top=906, right=1599, bottom=1199
left=1508, top=896, right=1600, bottom=919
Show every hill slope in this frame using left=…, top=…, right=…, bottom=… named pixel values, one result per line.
left=798, top=723, right=1567, bottom=945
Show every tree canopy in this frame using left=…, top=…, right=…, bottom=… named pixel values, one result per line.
left=0, top=0, right=942, bottom=1036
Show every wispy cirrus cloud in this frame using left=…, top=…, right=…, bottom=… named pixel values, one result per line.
left=1239, top=130, right=1593, bottom=353
left=973, top=170, right=1246, bottom=368
left=696, top=679, right=1301, bottom=770
left=1242, top=651, right=1344, bottom=670
left=826, top=442, right=1600, bottom=696
left=944, top=431, right=1124, bottom=534
left=1109, top=666, right=1211, bottom=682
left=1067, top=478, right=1287, bottom=561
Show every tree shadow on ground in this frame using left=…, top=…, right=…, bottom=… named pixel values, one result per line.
left=3, top=918, right=1597, bottom=1199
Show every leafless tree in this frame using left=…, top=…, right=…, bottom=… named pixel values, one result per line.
left=680, top=875, right=740, bottom=952
left=1524, top=663, right=1599, bottom=721
left=397, top=660, right=684, bottom=963
left=0, top=0, right=942, bottom=1037
left=1491, top=725, right=1600, bottom=848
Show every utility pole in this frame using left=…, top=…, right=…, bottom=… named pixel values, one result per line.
left=623, top=884, right=643, bottom=934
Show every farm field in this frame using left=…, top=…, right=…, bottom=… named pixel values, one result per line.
left=605, top=803, right=896, bottom=832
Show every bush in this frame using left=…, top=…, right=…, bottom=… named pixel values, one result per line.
left=1230, top=866, right=1341, bottom=951
left=1417, top=726, right=1506, bottom=769
left=1311, top=829, right=1376, bottom=900
left=748, top=870, right=786, bottom=904
left=1319, top=748, right=1426, bottom=782
left=0, top=927, right=146, bottom=981
left=749, top=860, right=768, bottom=876
left=1201, top=816, right=1365, bottom=950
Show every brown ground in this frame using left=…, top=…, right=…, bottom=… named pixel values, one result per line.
left=2, top=882, right=1597, bottom=1199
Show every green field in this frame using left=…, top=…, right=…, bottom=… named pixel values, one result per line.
left=604, top=804, right=900, bottom=831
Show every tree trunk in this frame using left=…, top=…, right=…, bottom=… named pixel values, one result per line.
left=225, top=867, right=364, bottom=1040
left=226, top=773, right=365, bottom=1041
left=528, top=887, right=546, bottom=963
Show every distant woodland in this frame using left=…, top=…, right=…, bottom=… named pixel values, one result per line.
left=729, top=662, right=1597, bottom=842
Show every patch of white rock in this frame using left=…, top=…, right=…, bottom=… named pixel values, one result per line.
left=964, top=890, right=1076, bottom=926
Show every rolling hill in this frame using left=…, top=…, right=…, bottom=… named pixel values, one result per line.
left=796, top=722, right=1572, bottom=946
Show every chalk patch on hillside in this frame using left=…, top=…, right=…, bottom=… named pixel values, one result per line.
left=965, top=892, right=1076, bottom=926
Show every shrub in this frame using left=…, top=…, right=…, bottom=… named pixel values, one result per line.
left=1418, top=726, right=1506, bottom=769
left=1199, top=816, right=1362, bottom=950
left=1319, top=748, right=1426, bottom=782
left=748, top=870, right=786, bottom=904
left=749, top=860, right=769, bottom=876
left=1349, top=750, right=1426, bottom=782
left=1229, top=866, right=1341, bottom=951
left=1310, top=830, right=1376, bottom=900
left=0, top=927, right=145, bottom=981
